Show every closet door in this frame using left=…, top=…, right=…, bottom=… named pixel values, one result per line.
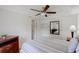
left=32, top=20, right=37, bottom=40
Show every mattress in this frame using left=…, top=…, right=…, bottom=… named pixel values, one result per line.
left=20, top=38, right=69, bottom=53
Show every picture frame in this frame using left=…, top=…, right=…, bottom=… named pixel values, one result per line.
left=50, top=21, right=60, bottom=35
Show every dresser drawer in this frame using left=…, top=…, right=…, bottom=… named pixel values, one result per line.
left=9, top=41, right=19, bottom=53
left=0, top=42, right=18, bottom=53
left=0, top=44, right=12, bottom=53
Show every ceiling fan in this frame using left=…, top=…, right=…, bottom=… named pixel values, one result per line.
left=30, top=5, right=56, bottom=17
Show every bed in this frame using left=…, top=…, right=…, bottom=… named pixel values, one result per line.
left=20, top=37, right=69, bottom=53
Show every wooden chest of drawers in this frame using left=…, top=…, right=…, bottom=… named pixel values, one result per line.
left=0, top=35, right=19, bottom=53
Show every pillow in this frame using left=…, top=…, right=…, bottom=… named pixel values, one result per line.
left=76, top=43, right=79, bottom=53
left=68, top=38, right=78, bottom=53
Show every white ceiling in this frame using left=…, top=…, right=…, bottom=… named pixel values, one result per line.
left=0, top=5, right=78, bottom=16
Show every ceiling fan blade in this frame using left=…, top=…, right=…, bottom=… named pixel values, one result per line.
left=30, top=9, right=41, bottom=12
left=46, top=12, right=56, bottom=14
left=43, top=5, right=50, bottom=12
left=35, top=13, right=41, bottom=16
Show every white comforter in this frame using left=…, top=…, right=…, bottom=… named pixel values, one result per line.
left=20, top=38, right=69, bottom=53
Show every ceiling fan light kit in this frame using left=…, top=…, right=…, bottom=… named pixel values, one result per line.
left=41, top=13, right=45, bottom=15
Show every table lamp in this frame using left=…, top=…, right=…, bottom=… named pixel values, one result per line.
left=70, top=25, right=76, bottom=38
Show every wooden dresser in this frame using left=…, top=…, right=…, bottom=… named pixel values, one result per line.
left=0, top=35, right=19, bottom=53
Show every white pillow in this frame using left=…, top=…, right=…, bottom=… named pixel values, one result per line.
left=68, top=38, right=78, bottom=53
left=76, top=43, right=79, bottom=53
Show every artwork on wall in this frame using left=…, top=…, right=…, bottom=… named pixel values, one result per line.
left=50, top=21, right=60, bottom=35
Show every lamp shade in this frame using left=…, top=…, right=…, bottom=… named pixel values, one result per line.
left=70, top=25, right=76, bottom=32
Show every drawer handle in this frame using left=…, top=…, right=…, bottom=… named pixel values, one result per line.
left=5, top=47, right=10, bottom=50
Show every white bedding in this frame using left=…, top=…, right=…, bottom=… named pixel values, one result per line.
left=20, top=38, right=69, bottom=53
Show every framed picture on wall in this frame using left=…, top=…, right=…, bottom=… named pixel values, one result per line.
left=50, top=21, right=60, bottom=35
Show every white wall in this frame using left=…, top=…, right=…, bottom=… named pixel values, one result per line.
left=34, top=14, right=77, bottom=40
left=60, top=15, right=77, bottom=39
left=70, top=6, right=79, bottom=31
left=0, top=9, right=32, bottom=48
left=77, top=15, right=79, bottom=30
